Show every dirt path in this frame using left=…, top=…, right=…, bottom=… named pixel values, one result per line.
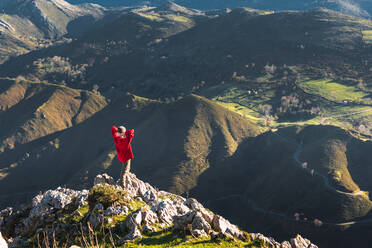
left=273, top=132, right=367, bottom=197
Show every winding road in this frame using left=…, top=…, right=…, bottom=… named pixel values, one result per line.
left=208, top=132, right=372, bottom=227
left=273, top=131, right=367, bottom=197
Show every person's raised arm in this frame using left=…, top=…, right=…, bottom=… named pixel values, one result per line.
left=125, top=129, right=134, bottom=143
left=111, top=126, right=118, bottom=137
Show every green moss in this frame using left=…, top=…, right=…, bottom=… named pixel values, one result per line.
left=88, top=184, right=129, bottom=210
left=128, top=199, right=147, bottom=212
left=123, top=230, right=260, bottom=247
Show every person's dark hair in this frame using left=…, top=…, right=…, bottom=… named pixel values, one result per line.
left=118, top=128, right=124, bottom=133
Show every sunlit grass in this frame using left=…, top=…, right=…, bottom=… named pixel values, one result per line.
left=298, top=79, right=369, bottom=103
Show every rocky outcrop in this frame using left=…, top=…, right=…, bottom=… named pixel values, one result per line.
left=0, top=173, right=318, bottom=247
left=0, top=232, right=7, bottom=248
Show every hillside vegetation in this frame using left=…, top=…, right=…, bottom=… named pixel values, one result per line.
left=1, top=3, right=372, bottom=248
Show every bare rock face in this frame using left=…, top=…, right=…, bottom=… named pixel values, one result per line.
left=0, top=232, right=7, bottom=248
left=121, top=174, right=158, bottom=205
left=212, top=214, right=246, bottom=240
left=104, top=206, right=129, bottom=216
left=153, top=199, right=179, bottom=225
left=94, top=174, right=115, bottom=186
left=290, top=234, right=318, bottom=248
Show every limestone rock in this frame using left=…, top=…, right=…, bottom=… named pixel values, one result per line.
left=121, top=174, right=158, bottom=204
left=281, top=241, right=292, bottom=248
left=89, top=213, right=104, bottom=228
left=153, top=199, right=178, bottom=225
left=185, top=198, right=213, bottom=224
left=0, top=232, right=7, bottom=248
left=191, top=229, right=208, bottom=238
left=117, top=226, right=142, bottom=245
left=93, top=203, right=104, bottom=212
left=192, top=212, right=211, bottom=233
left=142, top=209, right=158, bottom=225
left=104, top=206, right=129, bottom=216
left=212, top=215, right=245, bottom=241
left=7, top=237, right=29, bottom=248
left=142, top=225, right=156, bottom=234
left=290, top=234, right=318, bottom=248
left=173, top=211, right=196, bottom=230
left=94, top=174, right=115, bottom=186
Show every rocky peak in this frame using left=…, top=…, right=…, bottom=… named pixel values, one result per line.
left=0, top=173, right=318, bottom=247
left=155, top=1, right=201, bottom=16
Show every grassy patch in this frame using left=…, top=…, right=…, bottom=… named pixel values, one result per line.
left=362, top=30, right=372, bottom=43
left=165, top=14, right=191, bottom=23
left=88, top=184, right=129, bottom=210
left=298, top=79, right=369, bottom=103
left=124, top=230, right=259, bottom=248
left=137, top=13, right=164, bottom=22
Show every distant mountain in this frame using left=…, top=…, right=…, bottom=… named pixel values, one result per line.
left=0, top=0, right=130, bottom=63
left=66, top=0, right=372, bottom=18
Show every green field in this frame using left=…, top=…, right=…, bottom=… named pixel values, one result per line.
left=299, top=79, right=370, bottom=103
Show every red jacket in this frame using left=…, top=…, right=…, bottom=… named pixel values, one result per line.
left=111, top=126, right=134, bottom=163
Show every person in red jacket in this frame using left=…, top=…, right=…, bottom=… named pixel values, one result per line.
left=111, top=125, right=134, bottom=186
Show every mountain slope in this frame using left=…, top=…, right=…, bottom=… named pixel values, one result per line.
left=65, top=0, right=372, bottom=18
left=0, top=92, right=262, bottom=208
left=0, top=0, right=129, bottom=63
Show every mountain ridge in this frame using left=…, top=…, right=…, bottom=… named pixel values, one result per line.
left=0, top=172, right=319, bottom=247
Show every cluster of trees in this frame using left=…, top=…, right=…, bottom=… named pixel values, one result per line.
left=31, top=56, right=88, bottom=84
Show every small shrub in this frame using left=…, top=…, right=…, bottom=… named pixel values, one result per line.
left=88, top=184, right=129, bottom=211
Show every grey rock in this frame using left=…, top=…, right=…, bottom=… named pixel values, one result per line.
left=281, top=241, right=292, bottom=248
left=212, top=215, right=245, bottom=241
left=104, top=206, right=128, bottom=216
left=192, top=212, right=211, bottom=233
left=8, top=237, right=29, bottom=248
left=89, top=213, right=104, bottom=228
left=173, top=211, right=196, bottom=230
left=191, top=229, right=208, bottom=238
left=153, top=199, right=178, bottom=225
left=121, top=174, right=158, bottom=205
left=94, top=174, right=115, bottom=186
left=122, top=209, right=143, bottom=233
left=185, top=198, right=213, bottom=224
left=0, top=208, right=13, bottom=218
left=117, top=226, right=142, bottom=245
left=290, top=234, right=318, bottom=248
left=0, top=232, right=7, bottom=248
left=142, top=225, right=156, bottom=234
left=142, top=209, right=158, bottom=225
left=93, top=203, right=104, bottom=212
